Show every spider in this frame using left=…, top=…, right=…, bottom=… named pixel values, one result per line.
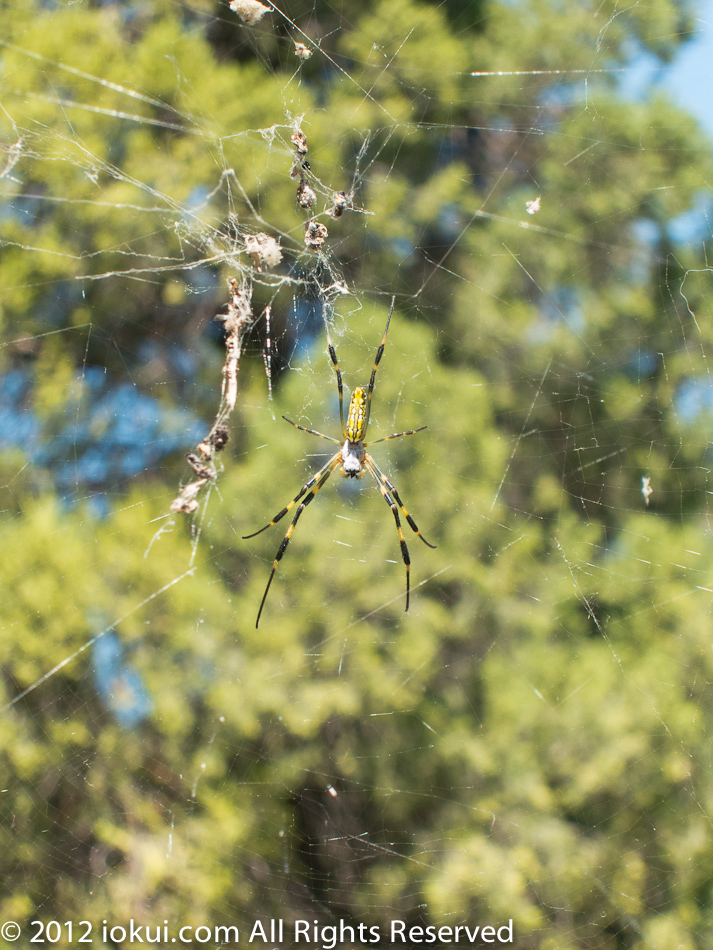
left=244, top=298, right=436, bottom=627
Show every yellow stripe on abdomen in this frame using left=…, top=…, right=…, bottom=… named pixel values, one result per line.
left=346, top=387, right=367, bottom=442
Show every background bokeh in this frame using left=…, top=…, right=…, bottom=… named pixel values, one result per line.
left=2, top=0, right=713, bottom=947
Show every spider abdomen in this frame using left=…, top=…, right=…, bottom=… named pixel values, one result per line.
left=346, top=386, right=367, bottom=442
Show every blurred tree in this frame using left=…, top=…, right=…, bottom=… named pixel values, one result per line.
left=1, top=0, right=713, bottom=947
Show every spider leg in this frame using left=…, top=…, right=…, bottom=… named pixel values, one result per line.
left=365, top=457, right=411, bottom=611
left=242, top=452, right=341, bottom=540
left=366, top=454, right=436, bottom=549
left=254, top=455, right=341, bottom=627
left=365, top=296, right=395, bottom=429
left=324, top=320, right=346, bottom=439
left=282, top=416, right=341, bottom=444
left=364, top=425, right=426, bottom=446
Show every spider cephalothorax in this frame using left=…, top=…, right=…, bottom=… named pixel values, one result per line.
left=244, top=298, right=435, bottom=627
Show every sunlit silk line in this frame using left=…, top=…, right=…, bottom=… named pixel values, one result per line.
left=414, top=120, right=545, bottom=135
left=0, top=39, right=195, bottom=121
left=327, top=566, right=453, bottom=642
left=417, top=203, right=629, bottom=299
left=472, top=208, right=622, bottom=251
left=0, top=570, right=194, bottom=714
left=470, top=68, right=627, bottom=76
left=26, top=93, right=197, bottom=134
left=3, top=195, right=174, bottom=212
left=490, top=360, right=551, bottom=512
left=0, top=324, right=92, bottom=350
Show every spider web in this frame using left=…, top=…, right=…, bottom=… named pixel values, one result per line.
left=1, top=0, right=713, bottom=947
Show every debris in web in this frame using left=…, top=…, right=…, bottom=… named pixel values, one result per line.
left=294, top=42, right=312, bottom=61
left=229, top=0, right=271, bottom=25
left=290, top=128, right=310, bottom=184
left=297, top=179, right=317, bottom=210
left=170, top=278, right=254, bottom=514
left=641, top=476, right=653, bottom=506
left=245, top=231, right=283, bottom=271
left=304, top=220, right=328, bottom=248
left=330, top=190, right=351, bottom=218
left=291, top=128, right=308, bottom=157
left=262, top=304, right=273, bottom=402
left=290, top=125, right=333, bottom=249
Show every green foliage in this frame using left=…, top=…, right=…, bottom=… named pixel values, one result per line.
left=1, top=0, right=713, bottom=946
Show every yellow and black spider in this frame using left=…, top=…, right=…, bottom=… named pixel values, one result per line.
left=244, top=298, right=436, bottom=627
